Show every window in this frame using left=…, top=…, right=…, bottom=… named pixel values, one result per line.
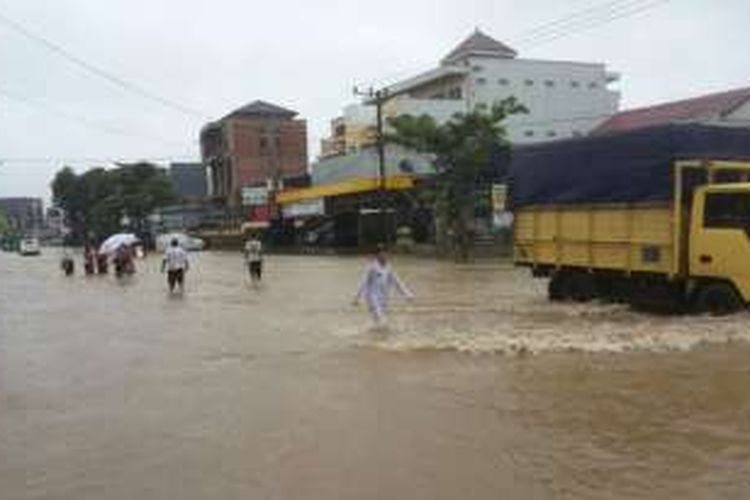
left=476, top=77, right=486, bottom=85
left=544, top=80, right=554, bottom=88
left=259, top=137, right=268, bottom=153
left=547, top=130, right=557, bottom=138
left=589, top=82, right=598, bottom=89
left=448, top=87, right=462, bottom=99
left=570, top=81, right=580, bottom=88
left=471, top=65, right=483, bottom=73
left=524, top=130, right=534, bottom=137
left=498, top=78, right=509, bottom=85
left=704, top=192, right=750, bottom=232
left=524, top=79, right=534, bottom=86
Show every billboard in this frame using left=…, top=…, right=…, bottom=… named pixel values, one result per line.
left=241, top=186, right=268, bottom=206
left=282, top=198, right=324, bottom=218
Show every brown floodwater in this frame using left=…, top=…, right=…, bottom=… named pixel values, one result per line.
left=1, top=250, right=749, bottom=499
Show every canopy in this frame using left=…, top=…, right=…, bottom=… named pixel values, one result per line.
left=509, top=124, right=750, bottom=208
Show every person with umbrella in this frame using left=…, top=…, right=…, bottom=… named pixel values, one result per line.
left=99, top=233, right=138, bottom=278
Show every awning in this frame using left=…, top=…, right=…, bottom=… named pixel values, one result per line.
left=276, top=175, right=415, bottom=205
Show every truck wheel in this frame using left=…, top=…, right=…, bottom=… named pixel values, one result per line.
left=694, top=283, right=744, bottom=316
left=548, top=273, right=570, bottom=301
left=568, top=273, right=596, bottom=302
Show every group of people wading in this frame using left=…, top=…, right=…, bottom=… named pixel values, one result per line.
left=60, top=233, right=413, bottom=326
left=61, top=241, right=139, bottom=278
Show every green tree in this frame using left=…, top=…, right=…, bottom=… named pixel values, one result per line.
left=0, top=209, right=10, bottom=235
left=113, top=162, right=176, bottom=233
left=387, top=98, right=526, bottom=260
left=50, top=162, right=176, bottom=243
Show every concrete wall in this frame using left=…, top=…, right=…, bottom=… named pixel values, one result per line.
left=338, top=55, right=620, bottom=146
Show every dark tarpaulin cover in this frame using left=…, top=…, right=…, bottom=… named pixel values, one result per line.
left=508, top=124, right=750, bottom=208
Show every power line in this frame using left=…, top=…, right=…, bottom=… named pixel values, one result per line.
left=0, top=156, right=198, bottom=165
left=516, top=0, right=671, bottom=47
left=0, top=87, right=195, bottom=149
left=0, top=9, right=210, bottom=120
left=515, top=0, right=649, bottom=42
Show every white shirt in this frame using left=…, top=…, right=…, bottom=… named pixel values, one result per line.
left=355, top=260, right=413, bottom=306
left=163, top=246, right=189, bottom=271
left=244, top=240, right=263, bottom=263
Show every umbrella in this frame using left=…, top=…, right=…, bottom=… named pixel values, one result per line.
left=99, top=233, right=139, bottom=255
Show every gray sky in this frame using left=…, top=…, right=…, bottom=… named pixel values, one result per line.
left=1, top=0, right=748, bottom=203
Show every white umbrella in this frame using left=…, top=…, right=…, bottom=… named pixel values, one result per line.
left=99, top=233, right=139, bottom=255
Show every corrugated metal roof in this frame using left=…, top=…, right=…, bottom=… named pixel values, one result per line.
left=593, top=87, right=750, bottom=135
left=312, top=145, right=435, bottom=185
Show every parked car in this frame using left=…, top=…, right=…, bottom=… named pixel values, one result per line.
left=156, top=232, right=205, bottom=252
left=19, top=237, right=41, bottom=256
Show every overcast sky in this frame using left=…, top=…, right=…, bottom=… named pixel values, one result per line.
left=1, top=0, right=748, bottom=203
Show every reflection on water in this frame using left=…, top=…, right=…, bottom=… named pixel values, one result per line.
left=1, top=250, right=749, bottom=499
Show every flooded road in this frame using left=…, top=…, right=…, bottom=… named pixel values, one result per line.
left=1, top=250, right=750, bottom=499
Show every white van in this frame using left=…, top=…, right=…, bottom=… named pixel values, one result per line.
left=156, top=233, right=205, bottom=252
left=19, top=237, right=41, bottom=256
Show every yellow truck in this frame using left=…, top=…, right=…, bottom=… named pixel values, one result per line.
left=511, top=124, right=750, bottom=314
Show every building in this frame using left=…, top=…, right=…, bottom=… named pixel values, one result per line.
left=320, top=29, right=620, bottom=151
left=319, top=105, right=377, bottom=158
left=0, top=197, right=44, bottom=234
left=169, top=162, right=208, bottom=200
left=276, top=144, right=437, bottom=247
left=592, top=86, right=750, bottom=135
left=200, top=100, right=308, bottom=217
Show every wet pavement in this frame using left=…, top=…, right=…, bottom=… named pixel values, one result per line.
left=1, top=250, right=750, bottom=499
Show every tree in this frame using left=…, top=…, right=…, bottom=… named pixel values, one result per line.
left=0, top=209, right=10, bottom=235
left=49, top=162, right=176, bottom=243
left=387, top=98, right=526, bottom=260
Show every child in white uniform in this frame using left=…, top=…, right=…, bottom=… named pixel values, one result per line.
left=353, top=246, right=414, bottom=325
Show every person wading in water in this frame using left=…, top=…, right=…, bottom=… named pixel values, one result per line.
left=353, top=245, right=414, bottom=327
left=161, top=238, right=190, bottom=293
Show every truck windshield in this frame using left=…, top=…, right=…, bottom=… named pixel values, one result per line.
left=704, top=192, right=750, bottom=233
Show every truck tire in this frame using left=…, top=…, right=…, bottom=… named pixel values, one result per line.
left=568, top=272, right=596, bottom=302
left=693, top=283, right=744, bottom=316
left=548, top=273, right=570, bottom=301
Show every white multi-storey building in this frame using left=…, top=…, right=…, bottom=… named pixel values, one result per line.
left=322, top=29, right=620, bottom=154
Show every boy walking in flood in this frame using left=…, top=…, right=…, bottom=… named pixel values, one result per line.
left=161, top=238, right=190, bottom=293
left=353, top=245, right=414, bottom=326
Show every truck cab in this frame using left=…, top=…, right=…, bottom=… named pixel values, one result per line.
left=689, top=181, right=750, bottom=311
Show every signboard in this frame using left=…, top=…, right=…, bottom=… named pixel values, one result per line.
left=241, top=186, right=268, bottom=206
left=282, top=198, right=325, bottom=218
left=491, top=184, right=513, bottom=229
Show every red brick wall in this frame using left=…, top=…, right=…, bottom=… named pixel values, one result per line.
left=226, top=117, right=307, bottom=189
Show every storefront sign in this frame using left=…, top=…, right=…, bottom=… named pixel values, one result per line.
left=241, top=186, right=268, bottom=206
left=282, top=198, right=325, bottom=218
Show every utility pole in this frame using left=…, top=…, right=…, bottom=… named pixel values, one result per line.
left=354, top=85, right=390, bottom=246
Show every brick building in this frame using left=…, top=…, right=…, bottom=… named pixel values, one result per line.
left=200, top=101, right=308, bottom=219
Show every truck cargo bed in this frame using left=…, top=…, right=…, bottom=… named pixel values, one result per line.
left=514, top=204, right=674, bottom=275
